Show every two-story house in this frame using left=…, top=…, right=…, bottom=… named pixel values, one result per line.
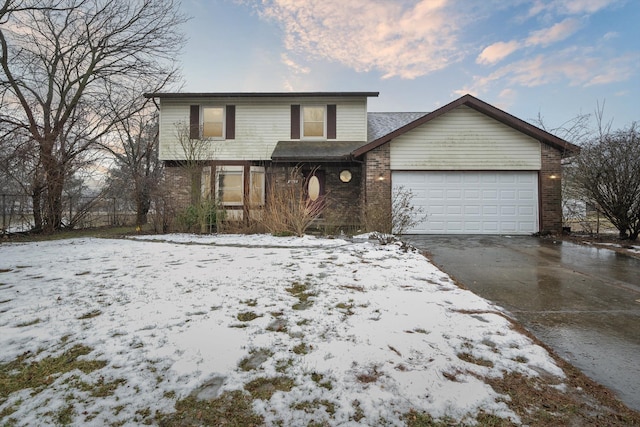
left=144, top=91, right=579, bottom=235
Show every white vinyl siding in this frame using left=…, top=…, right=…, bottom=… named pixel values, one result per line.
left=390, top=106, right=542, bottom=171
left=158, top=97, right=368, bottom=161
left=393, top=171, right=539, bottom=234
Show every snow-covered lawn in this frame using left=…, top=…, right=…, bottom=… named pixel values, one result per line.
left=0, top=234, right=564, bottom=426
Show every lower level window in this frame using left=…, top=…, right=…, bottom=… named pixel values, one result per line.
left=250, top=167, right=265, bottom=206
left=217, top=166, right=243, bottom=206
left=215, top=165, right=265, bottom=207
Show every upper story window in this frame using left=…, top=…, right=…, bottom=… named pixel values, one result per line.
left=190, top=105, right=235, bottom=140
left=291, top=104, right=335, bottom=140
left=203, top=106, right=224, bottom=138
left=302, top=106, right=325, bottom=138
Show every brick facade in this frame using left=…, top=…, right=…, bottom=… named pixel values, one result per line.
left=362, top=144, right=391, bottom=231
left=268, top=163, right=362, bottom=229
left=540, top=144, right=563, bottom=234
left=162, top=142, right=566, bottom=235
left=162, top=166, right=192, bottom=211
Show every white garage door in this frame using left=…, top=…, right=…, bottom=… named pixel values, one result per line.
left=392, top=171, right=539, bottom=234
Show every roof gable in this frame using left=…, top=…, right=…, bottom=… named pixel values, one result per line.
left=354, top=94, right=579, bottom=157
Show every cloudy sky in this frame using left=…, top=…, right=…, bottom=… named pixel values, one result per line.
left=179, top=0, right=639, bottom=130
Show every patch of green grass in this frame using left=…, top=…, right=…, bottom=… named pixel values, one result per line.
left=311, top=372, right=333, bottom=390
left=77, top=376, right=127, bottom=398
left=77, top=309, right=102, bottom=320
left=475, top=411, right=515, bottom=426
left=335, top=301, right=355, bottom=315
left=275, top=358, right=294, bottom=374
left=0, top=398, right=21, bottom=422
left=292, top=399, right=336, bottom=416
left=157, top=391, right=264, bottom=426
left=403, top=410, right=457, bottom=427
left=292, top=342, right=309, bottom=355
left=457, top=352, right=494, bottom=368
left=351, top=400, right=365, bottom=422
left=135, top=407, right=152, bottom=424
left=15, top=318, right=41, bottom=327
left=52, top=403, right=76, bottom=425
left=286, top=282, right=316, bottom=310
left=512, top=355, right=528, bottom=363
left=0, top=344, right=106, bottom=402
left=229, top=323, right=249, bottom=328
left=340, top=284, right=365, bottom=292
left=244, top=376, right=295, bottom=400
left=355, top=367, right=383, bottom=384
left=266, top=318, right=288, bottom=333
left=238, top=348, right=273, bottom=371
left=4, top=226, right=146, bottom=243
left=237, top=311, right=261, bottom=322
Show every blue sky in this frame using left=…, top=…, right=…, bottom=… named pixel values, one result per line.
left=179, top=0, right=639, bottom=132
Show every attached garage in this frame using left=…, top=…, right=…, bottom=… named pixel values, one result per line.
left=393, top=171, right=538, bottom=234
left=355, top=94, right=579, bottom=236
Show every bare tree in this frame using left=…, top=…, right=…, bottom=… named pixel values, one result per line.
left=573, top=123, right=640, bottom=240
left=0, top=0, right=186, bottom=232
left=103, top=106, right=162, bottom=227
left=534, top=104, right=640, bottom=240
left=171, top=122, right=223, bottom=233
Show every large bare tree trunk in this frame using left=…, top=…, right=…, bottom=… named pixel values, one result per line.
left=0, top=0, right=186, bottom=233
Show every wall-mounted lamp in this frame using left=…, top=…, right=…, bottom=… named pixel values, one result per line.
left=549, top=174, right=558, bottom=179
left=377, top=173, right=385, bottom=181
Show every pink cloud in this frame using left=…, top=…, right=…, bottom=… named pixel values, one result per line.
left=525, top=18, right=582, bottom=47
left=477, top=41, right=521, bottom=65
left=256, top=0, right=464, bottom=79
left=458, top=49, right=639, bottom=96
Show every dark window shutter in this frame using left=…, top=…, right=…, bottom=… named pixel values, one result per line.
left=327, top=104, right=337, bottom=139
left=226, top=105, right=235, bottom=139
left=291, top=105, right=300, bottom=139
left=189, top=105, right=200, bottom=139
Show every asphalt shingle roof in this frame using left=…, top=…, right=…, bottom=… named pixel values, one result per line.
left=367, top=112, right=428, bottom=142
left=271, top=140, right=367, bottom=161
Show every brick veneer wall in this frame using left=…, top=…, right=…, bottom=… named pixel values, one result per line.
left=540, top=144, right=563, bottom=234
left=268, top=163, right=362, bottom=228
left=324, top=164, right=361, bottom=227
left=362, top=144, right=391, bottom=230
left=162, top=165, right=192, bottom=211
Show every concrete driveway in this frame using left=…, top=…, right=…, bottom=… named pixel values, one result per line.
left=402, top=235, right=640, bottom=412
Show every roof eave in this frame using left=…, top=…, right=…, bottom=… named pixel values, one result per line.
left=144, top=91, right=380, bottom=99
left=353, top=94, right=580, bottom=157
left=271, top=155, right=354, bottom=163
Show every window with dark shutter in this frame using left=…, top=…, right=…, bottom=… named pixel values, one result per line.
left=226, top=105, right=235, bottom=139
left=327, top=104, right=336, bottom=139
left=291, top=105, right=300, bottom=139
left=189, top=105, right=200, bottom=139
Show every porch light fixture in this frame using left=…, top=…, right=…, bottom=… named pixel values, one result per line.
left=377, top=173, right=385, bottom=181
left=339, top=170, right=352, bottom=183
left=549, top=174, right=558, bottom=179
